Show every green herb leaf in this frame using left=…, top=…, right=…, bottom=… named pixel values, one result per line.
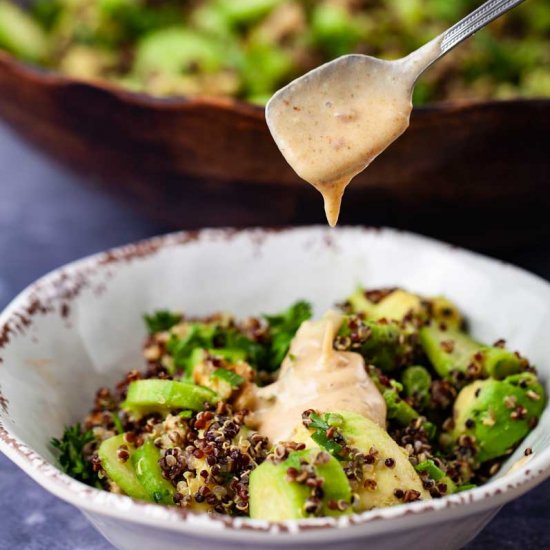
left=144, top=310, right=182, bottom=334
left=264, top=301, right=312, bottom=371
left=220, top=329, right=267, bottom=369
left=210, top=368, right=245, bottom=388
left=284, top=452, right=303, bottom=470
left=311, top=430, right=343, bottom=456
left=51, top=423, right=100, bottom=487
left=179, top=410, right=193, bottom=419
left=309, top=412, right=330, bottom=431
left=166, top=323, right=217, bottom=372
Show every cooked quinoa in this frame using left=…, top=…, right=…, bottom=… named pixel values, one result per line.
left=52, top=288, right=546, bottom=519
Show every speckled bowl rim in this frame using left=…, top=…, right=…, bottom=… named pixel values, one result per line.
left=0, top=227, right=549, bottom=544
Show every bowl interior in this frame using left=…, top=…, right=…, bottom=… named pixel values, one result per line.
left=1, top=227, right=550, bottom=501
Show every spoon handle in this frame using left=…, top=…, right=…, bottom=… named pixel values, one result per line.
left=441, top=0, right=526, bottom=53
left=402, top=0, right=526, bottom=79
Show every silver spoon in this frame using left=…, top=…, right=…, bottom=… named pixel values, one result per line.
left=266, top=0, right=527, bottom=226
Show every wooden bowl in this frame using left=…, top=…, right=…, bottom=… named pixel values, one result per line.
left=0, top=51, right=548, bottom=251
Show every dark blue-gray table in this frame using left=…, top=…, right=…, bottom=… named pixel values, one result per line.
left=0, top=122, right=548, bottom=549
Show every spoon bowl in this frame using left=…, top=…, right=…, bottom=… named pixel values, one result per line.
left=266, top=0, right=527, bottom=225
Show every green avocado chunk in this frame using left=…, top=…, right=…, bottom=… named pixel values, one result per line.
left=346, top=288, right=377, bottom=317
left=134, top=28, right=225, bottom=78
left=241, top=39, right=294, bottom=97
left=121, top=379, right=218, bottom=417
left=310, top=4, right=363, bottom=57
left=383, top=388, right=420, bottom=426
left=98, top=434, right=148, bottom=501
left=338, top=316, right=409, bottom=371
left=402, top=365, right=432, bottom=407
left=450, top=373, right=546, bottom=463
left=0, top=1, right=49, bottom=62
left=415, top=459, right=457, bottom=494
left=419, top=323, right=522, bottom=380
left=346, top=288, right=423, bottom=322
left=346, top=289, right=463, bottom=328
left=291, top=411, right=429, bottom=511
left=249, top=448, right=351, bottom=520
left=333, top=411, right=430, bottom=509
left=382, top=383, right=435, bottom=438
left=215, top=0, right=282, bottom=26
left=131, top=440, right=175, bottom=504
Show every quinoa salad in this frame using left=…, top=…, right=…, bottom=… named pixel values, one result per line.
left=52, top=288, right=546, bottom=520
left=1, top=1, right=549, bottom=105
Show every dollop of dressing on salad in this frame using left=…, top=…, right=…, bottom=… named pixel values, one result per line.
left=253, top=310, right=386, bottom=443
left=266, top=39, right=442, bottom=226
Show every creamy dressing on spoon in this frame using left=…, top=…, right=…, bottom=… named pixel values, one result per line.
left=252, top=310, right=386, bottom=443
left=266, top=38, right=442, bottom=226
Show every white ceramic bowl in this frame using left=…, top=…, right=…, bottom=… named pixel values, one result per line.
left=1, top=227, right=549, bottom=550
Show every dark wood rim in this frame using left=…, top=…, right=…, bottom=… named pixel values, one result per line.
left=1, top=49, right=548, bottom=118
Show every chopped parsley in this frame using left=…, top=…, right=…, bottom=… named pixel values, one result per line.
left=309, top=412, right=331, bottom=431
left=144, top=310, right=182, bottom=334
left=264, top=301, right=312, bottom=371
left=310, top=430, right=343, bottom=456
left=166, top=323, right=217, bottom=372
left=167, top=322, right=265, bottom=374
left=306, top=412, right=345, bottom=458
left=51, top=423, right=101, bottom=487
left=221, top=329, right=267, bottom=369
left=152, top=301, right=312, bottom=376
left=211, top=368, right=245, bottom=388
left=284, top=452, right=303, bottom=470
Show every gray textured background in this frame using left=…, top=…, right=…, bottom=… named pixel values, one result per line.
left=0, top=122, right=548, bottom=549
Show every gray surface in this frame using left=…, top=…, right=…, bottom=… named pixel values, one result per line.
left=0, top=122, right=548, bottom=549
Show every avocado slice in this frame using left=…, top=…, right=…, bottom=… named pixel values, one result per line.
left=121, top=379, right=218, bottom=418
left=310, top=3, right=364, bottom=58
left=450, top=373, right=546, bottom=463
left=419, top=323, right=522, bottom=380
left=346, top=288, right=377, bottom=317
left=131, top=440, right=175, bottom=504
left=402, top=365, right=432, bottom=408
left=249, top=448, right=351, bottom=520
left=0, top=1, right=49, bottom=62
left=292, top=411, right=429, bottom=511
left=346, top=289, right=463, bottom=328
left=215, top=0, right=282, bottom=26
left=346, top=288, right=422, bottom=321
left=334, top=411, right=430, bottom=510
left=98, top=434, right=148, bottom=501
left=338, top=316, right=410, bottom=372
left=374, top=289, right=424, bottom=321
left=134, top=28, right=225, bottom=78
left=241, top=39, right=294, bottom=97
left=384, top=389, right=421, bottom=426
left=427, top=296, right=464, bottom=329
